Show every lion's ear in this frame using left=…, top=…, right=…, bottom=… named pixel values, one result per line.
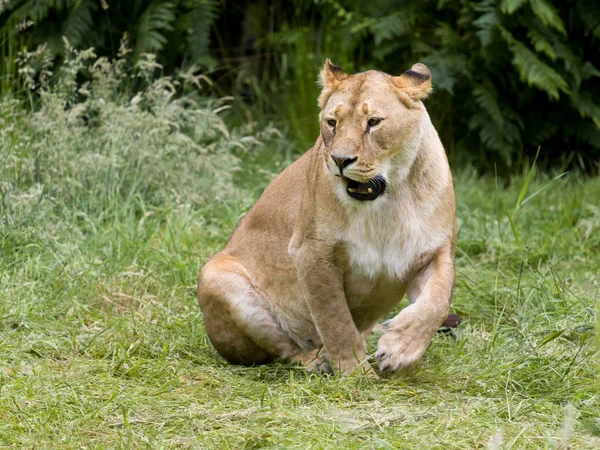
left=392, top=63, right=432, bottom=100
left=319, top=59, right=348, bottom=88
left=318, top=59, right=348, bottom=109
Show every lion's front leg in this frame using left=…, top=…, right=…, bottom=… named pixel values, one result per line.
left=375, top=248, right=454, bottom=372
left=289, top=236, right=375, bottom=377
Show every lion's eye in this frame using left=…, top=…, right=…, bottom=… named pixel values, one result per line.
left=327, top=119, right=337, bottom=127
left=368, top=118, right=382, bottom=127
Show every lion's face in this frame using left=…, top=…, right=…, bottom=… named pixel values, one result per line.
left=318, top=61, right=432, bottom=201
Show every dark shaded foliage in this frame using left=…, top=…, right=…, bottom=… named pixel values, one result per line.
left=228, top=0, right=600, bottom=173
left=0, top=0, right=219, bottom=73
left=1, top=0, right=599, bottom=173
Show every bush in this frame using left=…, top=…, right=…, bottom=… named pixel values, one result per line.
left=2, top=0, right=599, bottom=173
left=250, top=0, right=600, bottom=173
left=0, top=38, right=279, bottom=264
left=0, top=0, right=220, bottom=72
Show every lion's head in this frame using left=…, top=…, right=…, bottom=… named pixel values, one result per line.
left=318, top=59, right=433, bottom=202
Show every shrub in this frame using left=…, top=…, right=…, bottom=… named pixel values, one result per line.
left=2, top=0, right=599, bottom=173
left=230, top=0, right=600, bottom=173
left=0, top=37, right=279, bottom=257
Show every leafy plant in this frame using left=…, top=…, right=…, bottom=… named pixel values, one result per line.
left=226, top=0, right=600, bottom=173
left=0, top=0, right=221, bottom=97
left=0, top=38, right=281, bottom=230
left=2, top=0, right=599, bottom=173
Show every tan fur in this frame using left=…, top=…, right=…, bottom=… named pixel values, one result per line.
left=198, top=60, right=456, bottom=376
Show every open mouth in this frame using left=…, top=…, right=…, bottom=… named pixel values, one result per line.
left=345, top=175, right=387, bottom=201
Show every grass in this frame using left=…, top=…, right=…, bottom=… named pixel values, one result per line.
left=1, top=59, right=599, bottom=448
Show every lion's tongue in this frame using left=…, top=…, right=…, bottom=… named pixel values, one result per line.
left=347, top=180, right=371, bottom=195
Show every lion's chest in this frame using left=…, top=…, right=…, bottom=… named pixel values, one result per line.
left=340, top=200, right=443, bottom=283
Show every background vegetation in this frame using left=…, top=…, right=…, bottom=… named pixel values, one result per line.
left=1, top=0, right=599, bottom=173
left=0, top=0, right=599, bottom=447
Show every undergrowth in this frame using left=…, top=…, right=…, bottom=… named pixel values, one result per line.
left=0, top=43, right=598, bottom=448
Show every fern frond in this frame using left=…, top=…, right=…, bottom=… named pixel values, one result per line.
left=522, top=115, right=558, bottom=144
left=469, top=112, right=521, bottom=162
left=473, top=81, right=504, bottom=127
left=371, top=15, right=411, bottom=46
left=529, top=0, right=566, bottom=35
left=581, top=62, right=600, bottom=80
left=421, top=51, right=469, bottom=94
left=571, top=92, right=600, bottom=128
left=433, top=22, right=463, bottom=50
left=501, top=27, right=568, bottom=99
left=62, top=0, right=97, bottom=49
left=512, top=43, right=568, bottom=99
left=54, top=0, right=79, bottom=10
left=575, top=0, right=600, bottom=38
left=553, top=40, right=600, bottom=88
left=28, top=0, right=55, bottom=21
left=467, top=80, right=523, bottom=159
left=500, top=0, right=527, bottom=15
left=527, top=28, right=555, bottom=60
left=135, top=0, right=176, bottom=56
left=571, top=122, right=600, bottom=147
left=8, top=0, right=51, bottom=22
left=473, top=0, right=499, bottom=47
left=182, top=0, right=220, bottom=69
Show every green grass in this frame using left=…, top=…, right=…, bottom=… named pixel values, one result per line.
left=1, top=65, right=599, bottom=448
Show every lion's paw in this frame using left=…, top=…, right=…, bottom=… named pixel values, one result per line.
left=290, top=349, right=332, bottom=374
left=374, top=310, right=435, bottom=373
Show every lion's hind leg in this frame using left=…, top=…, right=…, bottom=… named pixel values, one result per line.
left=198, top=254, right=302, bottom=366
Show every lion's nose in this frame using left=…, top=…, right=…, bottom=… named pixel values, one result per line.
left=331, top=155, right=357, bottom=171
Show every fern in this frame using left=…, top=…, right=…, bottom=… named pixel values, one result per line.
left=572, top=122, right=600, bottom=147
left=473, top=0, right=499, bottom=47
left=582, top=62, right=600, bottom=81
left=473, top=81, right=504, bottom=127
left=23, top=0, right=52, bottom=21
left=135, top=0, right=176, bottom=56
left=529, top=0, right=566, bottom=34
left=434, top=22, right=463, bottom=51
left=371, top=15, right=411, bottom=46
left=527, top=28, right=556, bottom=60
left=500, top=0, right=528, bottom=14
left=576, top=0, right=600, bottom=39
left=7, top=0, right=51, bottom=23
left=553, top=40, right=600, bottom=89
left=2, top=0, right=600, bottom=172
left=501, top=28, right=568, bottom=99
left=571, top=93, right=600, bottom=128
left=522, top=115, right=558, bottom=145
left=181, top=0, right=220, bottom=69
left=62, top=0, right=97, bottom=49
left=469, top=111, right=521, bottom=163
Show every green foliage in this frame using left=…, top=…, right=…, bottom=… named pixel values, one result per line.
left=231, top=0, right=600, bottom=172
left=529, top=0, right=565, bottom=34
left=0, top=0, right=221, bottom=96
left=501, top=28, right=569, bottom=100
left=501, top=0, right=528, bottom=14
left=1, top=0, right=600, bottom=172
left=63, top=0, right=97, bottom=48
left=134, top=1, right=177, bottom=56
left=0, top=40, right=281, bottom=231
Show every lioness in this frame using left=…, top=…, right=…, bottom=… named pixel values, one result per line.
left=198, top=60, right=456, bottom=375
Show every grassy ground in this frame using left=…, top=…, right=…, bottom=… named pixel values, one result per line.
left=1, top=72, right=599, bottom=447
